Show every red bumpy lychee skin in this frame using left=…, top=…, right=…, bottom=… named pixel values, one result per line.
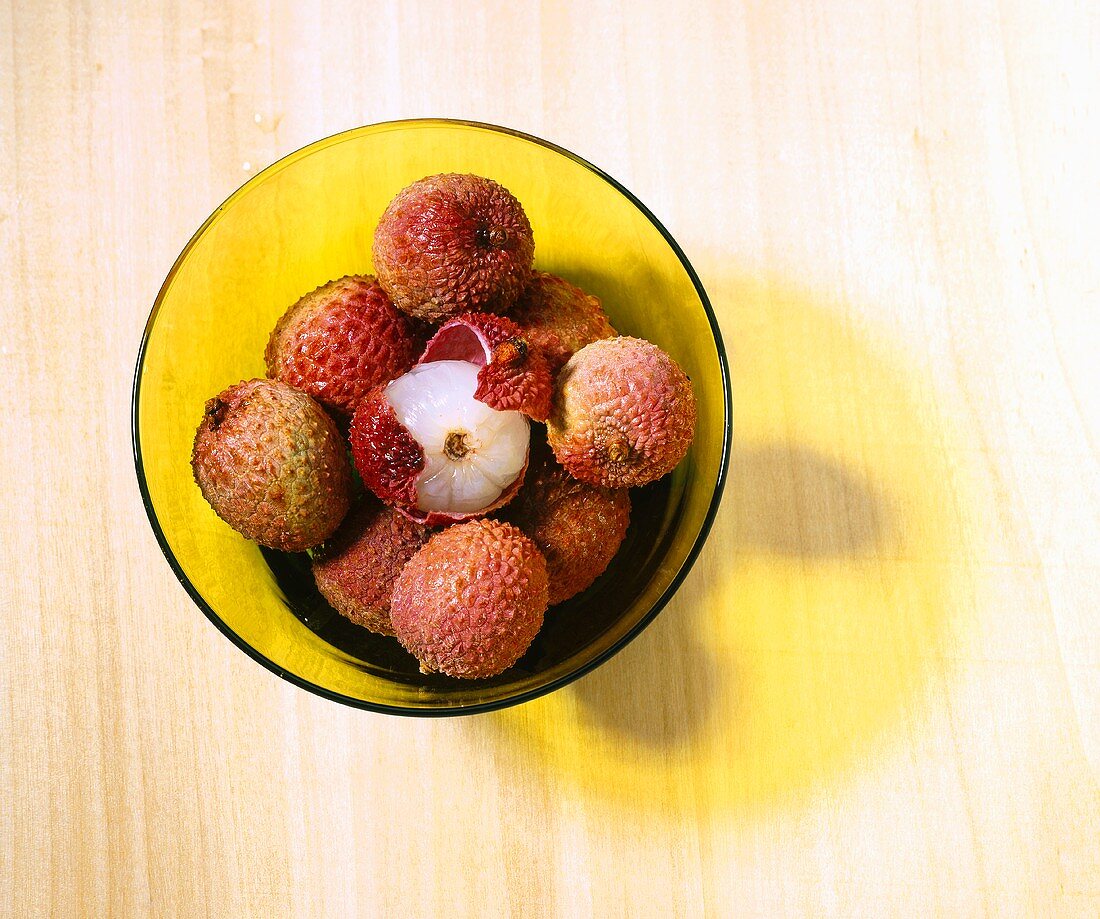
left=419, top=311, right=553, bottom=421
left=503, top=443, right=631, bottom=606
left=264, top=275, right=421, bottom=422
left=372, top=174, right=535, bottom=322
left=191, top=379, right=352, bottom=551
left=390, top=519, right=549, bottom=678
left=311, top=496, right=432, bottom=636
left=547, top=337, right=697, bottom=488
left=510, top=272, right=617, bottom=372
left=349, top=387, right=424, bottom=511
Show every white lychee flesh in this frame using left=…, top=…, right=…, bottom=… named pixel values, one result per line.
left=384, top=360, right=529, bottom=514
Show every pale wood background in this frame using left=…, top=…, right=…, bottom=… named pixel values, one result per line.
left=2, top=1, right=1098, bottom=916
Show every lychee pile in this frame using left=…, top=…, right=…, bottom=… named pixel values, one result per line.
left=191, top=173, right=696, bottom=679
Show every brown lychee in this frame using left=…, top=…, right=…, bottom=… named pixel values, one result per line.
left=311, top=496, right=432, bottom=636
left=510, top=272, right=617, bottom=372
left=503, top=444, right=631, bottom=605
left=264, top=275, right=421, bottom=422
left=419, top=311, right=554, bottom=421
left=547, top=337, right=696, bottom=488
left=349, top=361, right=530, bottom=526
left=191, top=379, right=351, bottom=551
left=372, top=174, right=535, bottom=322
left=390, top=519, right=549, bottom=678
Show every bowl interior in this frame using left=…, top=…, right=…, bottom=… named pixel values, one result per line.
left=135, top=120, right=729, bottom=713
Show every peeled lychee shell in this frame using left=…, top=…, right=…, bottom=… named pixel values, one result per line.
left=372, top=174, right=535, bottom=322
left=510, top=272, right=617, bottom=372
left=349, top=361, right=530, bottom=527
left=264, top=275, right=421, bottom=422
left=390, top=519, right=549, bottom=678
left=547, top=337, right=697, bottom=488
left=311, top=495, right=432, bottom=636
left=419, top=311, right=553, bottom=421
left=503, top=444, right=631, bottom=606
left=191, top=379, right=351, bottom=551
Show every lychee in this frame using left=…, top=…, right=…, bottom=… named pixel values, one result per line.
left=264, top=275, right=421, bottom=422
left=503, top=444, right=631, bottom=605
left=419, top=311, right=553, bottom=421
left=390, top=519, right=549, bottom=678
left=372, top=174, right=535, bottom=322
left=547, top=337, right=697, bottom=488
left=311, top=496, right=432, bottom=636
left=510, top=272, right=617, bottom=372
left=191, top=379, right=351, bottom=551
left=349, top=361, right=530, bottom=526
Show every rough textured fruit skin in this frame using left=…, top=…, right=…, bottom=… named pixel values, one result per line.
left=547, top=337, right=697, bottom=488
left=372, top=174, right=535, bottom=322
left=503, top=444, right=631, bottom=605
left=348, top=387, right=424, bottom=509
left=191, top=379, right=351, bottom=551
left=419, top=311, right=554, bottom=421
left=511, top=272, right=617, bottom=372
left=390, top=519, right=549, bottom=678
left=348, top=385, right=528, bottom=527
left=312, top=496, right=432, bottom=636
left=264, top=275, right=420, bottom=422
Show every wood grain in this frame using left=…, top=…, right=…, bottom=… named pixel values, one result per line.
left=1, top=1, right=1098, bottom=916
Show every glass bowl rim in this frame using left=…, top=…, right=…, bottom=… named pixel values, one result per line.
left=131, top=117, right=733, bottom=717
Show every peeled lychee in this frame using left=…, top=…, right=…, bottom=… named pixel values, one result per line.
left=191, top=379, right=351, bottom=551
left=264, top=275, right=421, bottom=422
left=510, top=272, right=617, bottom=372
left=372, top=174, right=535, bottom=322
left=311, top=496, right=432, bottom=636
left=503, top=444, right=631, bottom=605
left=349, top=361, right=530, bottom=526
left=547, top=337, right=697, bottom=488
left=390, top=519, right=549, bottom=678
left=419, top=311, right=553, bottom=421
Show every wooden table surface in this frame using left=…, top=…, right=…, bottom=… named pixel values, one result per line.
left=2, top=2, right=1098, bottom=916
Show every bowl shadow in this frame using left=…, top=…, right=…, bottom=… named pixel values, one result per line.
left=569, top=441, right=893, bottom=747
left=484, top=273, right=971, bottom=813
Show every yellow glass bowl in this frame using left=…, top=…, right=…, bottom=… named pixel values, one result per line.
left=133, top=120, right=731, bottom=715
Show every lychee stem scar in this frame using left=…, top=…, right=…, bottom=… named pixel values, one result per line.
left=607, top=437, right=632, bottom=463
left=444, top=431, right=472, bottom=460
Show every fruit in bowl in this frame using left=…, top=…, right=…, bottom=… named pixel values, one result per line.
left=133, top=119, right=729, bottom=715
left=372, top=173, right=536, bottom=322
left=264, top=275, right=422, bottom=424
left=190, top=378, right=352, bottom=552
left=189, top=174, right=698, bottom=680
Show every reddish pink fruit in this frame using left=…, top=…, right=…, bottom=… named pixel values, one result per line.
left=373, top=174, right=535, bottom=322
left=548, top=337, right=697, bottom=488
left=311, top=496, right=432, bottom=636
left=390, top=519, right=549, bottom=678
left=264, top=275, right=421, bottom=422
left=511, top=272, right=617, bottom=372
left=419, top=311, right=553, bottom=421
left=503, top=444, right=631, bottom=605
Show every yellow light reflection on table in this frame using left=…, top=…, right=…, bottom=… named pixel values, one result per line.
left=491, top=277, right=974, bottom=813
